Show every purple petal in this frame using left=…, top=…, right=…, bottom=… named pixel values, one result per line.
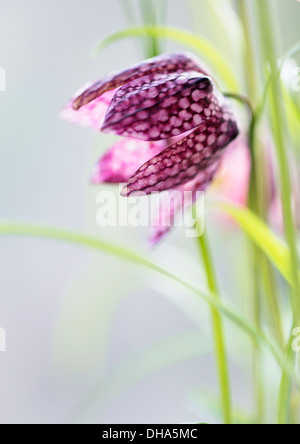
left=91, top=138, right=166, bottom=184
left=60, top=87, right=115, bottom=130
left=149, top=164, right=221, bottom=245
left=101, top=72, right=214, bottom=141
left=122, top=111, right=239, bottom=196
left=72, top=53, right=209, bottom=110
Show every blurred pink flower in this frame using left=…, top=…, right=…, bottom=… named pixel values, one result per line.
left=209, top=135, right=251, bottom=207
left=61, top=53, right=240, bottom=243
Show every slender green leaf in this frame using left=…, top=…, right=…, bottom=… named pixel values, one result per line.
left=189, top=0, right=244, bottom=71
left=0, top=222, right=297, bottom=387
left=220, top=204, right=292, bottom=284
left=91, top=25, right=240, bottom=91
left=255, top=41, right=300, bottom=126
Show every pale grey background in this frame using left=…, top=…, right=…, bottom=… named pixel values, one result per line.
left=0, top=0, right=298, bottom=424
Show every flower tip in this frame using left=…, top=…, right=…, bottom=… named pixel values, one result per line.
left=72, top=100, right=80, bottom=111
left=90, top=173, right=100, bottom=185
left=201, top=76, right=214, bottom=93
left=59, top=104, right=77, bottom=123
left=90, top=161, right=107, bottom=184
left=120, top=185, right=144, bottom=197
left=59, top=106, right=67, bottom=121
left=147, top=232, right=162, bottom=248
left=100, top=122, right=110, bottom=133
left=120, top=185, right=128, bottom=197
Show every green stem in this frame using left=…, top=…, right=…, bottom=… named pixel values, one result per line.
left=256, top=0, right=300, bottom=424
left=140, top=0, right=160, bottom=57
left=223, top=92, right=254, bottom=121
left=277, top=334, right=294, bottom=424
left=197, top=233, right=232, bottom=424
left=239, top=0, right=265, bottom=423
left=257, top=0, right=300, bottom=322
left=251, top=262, right=264, bottom=423
left=239, top=0, right=259, bottom=102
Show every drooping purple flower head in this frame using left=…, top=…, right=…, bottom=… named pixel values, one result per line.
left=61, top=53, right=239, bottom=243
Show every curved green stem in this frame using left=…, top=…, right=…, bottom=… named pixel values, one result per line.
left=91, top=26, right=239, bottom=91
left=0, top=221, right=298, bottom=386
left=223, top=92, right=254, bottom=122
left=197, top=233, right=232, bottom=425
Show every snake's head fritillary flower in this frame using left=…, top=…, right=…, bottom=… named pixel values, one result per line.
left=61, top=53, right=239, bottom=243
